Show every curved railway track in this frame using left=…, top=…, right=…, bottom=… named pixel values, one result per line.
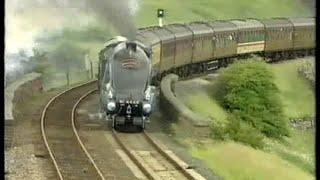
left=41, top=80, right=206, bottom=180
left=41, top=81, right=104, bottom=180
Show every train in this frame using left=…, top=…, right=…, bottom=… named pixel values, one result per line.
left=98, top=17, right=315, bottom=130
left=135, top=17, right=315, bottom=80
left=98, top=36, right=154, bottom=130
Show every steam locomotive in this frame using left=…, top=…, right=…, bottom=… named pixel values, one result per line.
left=98, top=17, right=314, bottom=131
left=98, top=36, right=154, bottom=130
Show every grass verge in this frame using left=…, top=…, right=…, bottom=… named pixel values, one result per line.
left=269, top=59, right=315, bottom=119
left=190, top=141, right=314, bottom=180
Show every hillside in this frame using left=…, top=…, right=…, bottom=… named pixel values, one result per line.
left=174, top=58, right=315, bottom=179
left=136, top=0, right=313, bottom=27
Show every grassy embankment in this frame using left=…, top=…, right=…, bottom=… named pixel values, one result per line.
left=136, top=0, right=312, bottom=27
left=178, top=59, right=315, bottom=179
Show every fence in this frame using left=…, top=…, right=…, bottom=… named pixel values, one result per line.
left=290, top=117, right=315, bottom=130
left=298, top=60, right=315, bottom=88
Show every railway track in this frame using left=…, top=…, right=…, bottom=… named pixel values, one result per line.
left=41, top=80, right=206, bottom=179
left=41, top=81, right=104, bottom=180
left=112, top=129, right=205, bottom=180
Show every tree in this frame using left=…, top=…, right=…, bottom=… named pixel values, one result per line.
left=48, top=40, right=86, bottom=73
left=29, top=48, right=49, bottom=74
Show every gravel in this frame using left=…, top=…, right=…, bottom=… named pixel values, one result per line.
left=5, top=145, right=47, bottom=180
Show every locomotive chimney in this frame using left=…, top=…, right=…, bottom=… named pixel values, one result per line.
left=126, top=42, right=137, bottom=52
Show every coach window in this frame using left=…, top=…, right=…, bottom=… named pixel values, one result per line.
left=252, top=31, right=255, bottom=42
left=279, top=30, right=282, bottom=40
left=242, top=31, right=246, bottom=42
left=258, top=30, right=262, bottom=41
left=226, top=34, right=229, bottom=46
left=222, top=35, right=225, bottom=47
left=246, top=31, right=249, bottom=42
left=163, top=44, right=171, bottom=58
left=245, top=31, right=249, bottom=42
left=252, top=31, right=255, bottom=41
left=220, top=35, right=224, bottom=48
left=216, top=36, right=219, bottom=48
left=216, top=35, right=220, bottom=47
left=250, top=31, right=255, bottom=41
left=251, top=31, right=255, bottom=42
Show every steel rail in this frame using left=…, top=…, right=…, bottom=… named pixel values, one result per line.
left=71, top=89, right=106, bottom=180
left=40, top=80, right=97, bottom=180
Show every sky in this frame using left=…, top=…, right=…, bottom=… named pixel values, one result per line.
left=5, top=0, right=141, bottom=55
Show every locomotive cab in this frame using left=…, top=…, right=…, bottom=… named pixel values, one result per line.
left=100, top=37, right=153, bottom=130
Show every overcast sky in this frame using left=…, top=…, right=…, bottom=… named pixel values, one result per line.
left=5, top=0, right=141, bottom=55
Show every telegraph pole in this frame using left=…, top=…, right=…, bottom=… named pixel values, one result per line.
left=85, top=53, right=93, bottom=79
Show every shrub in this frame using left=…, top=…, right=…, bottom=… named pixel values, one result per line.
left=225, top=112, right=264, bottom=148
left=213, top=59, right=290, bottom=146
left=211, top=120, right=227, bottom=140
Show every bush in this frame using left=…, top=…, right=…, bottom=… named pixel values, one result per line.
left=211, top=120, right=227, bottom=140
left=225, top=112, right=264, bottom=148
left=213, top=59, right=290, bottom=146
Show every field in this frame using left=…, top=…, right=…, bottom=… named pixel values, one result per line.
left=174, top=58, right=315, bottom=179
left=135, top=0, right=312, bottom=27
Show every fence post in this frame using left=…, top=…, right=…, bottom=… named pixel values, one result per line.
left=90, top=61, right=93, bottom=79
left=66, top=72, right=70, bottom=86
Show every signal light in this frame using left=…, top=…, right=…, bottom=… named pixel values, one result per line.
left=157, top=9, right=164, bottom=18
